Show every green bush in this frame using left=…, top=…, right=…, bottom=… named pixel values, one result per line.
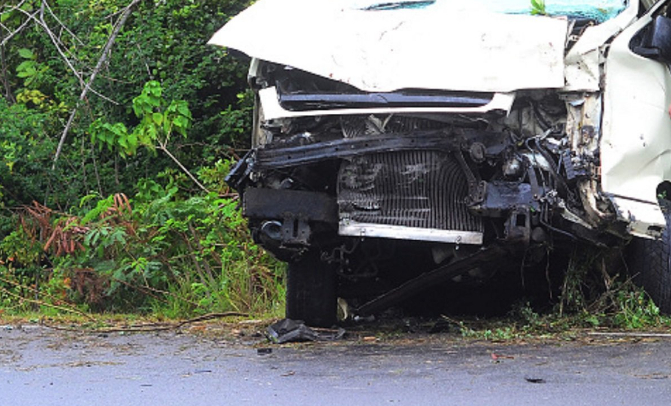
left=0, top=0, right=282, bottom=318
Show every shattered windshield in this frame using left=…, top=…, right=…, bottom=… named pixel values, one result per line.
left=358, top=0, right=628, bottom=23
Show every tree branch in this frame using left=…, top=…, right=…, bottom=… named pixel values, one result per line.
left=37, top=2, right=85, bottom=89
left=52, top=0, right=141, bottom=168
left=41, top=312, right=249, bottom=333
left=0, top=8, right=37, bottom=48
left=43, top=0, right=85, bottom=47
left=8, top=2, right=117, bottom=105
left=157, top=144, right=210, bottom=193
left=0, top=32, right=15, bottom=103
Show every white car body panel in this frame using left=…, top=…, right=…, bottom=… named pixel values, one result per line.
left=601, top=0, right=671, bottom=238
left=208, top=0, right=568, bottom=93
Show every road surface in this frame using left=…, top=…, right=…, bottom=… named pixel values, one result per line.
left=1, top=323, right=670, bottom=406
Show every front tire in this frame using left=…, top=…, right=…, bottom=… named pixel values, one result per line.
left=286, top=252, right=337, bottom=327
left=629, top=201, right=671, bottom=313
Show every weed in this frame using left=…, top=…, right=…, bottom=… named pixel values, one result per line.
left=0, top=173, right=284, bottom=319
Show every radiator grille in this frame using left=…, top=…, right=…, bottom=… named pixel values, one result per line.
left=337, top=151, right=483, bottom=233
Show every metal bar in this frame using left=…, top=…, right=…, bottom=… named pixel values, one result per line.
left=338, top=221, right=483, bottom=244
left=353, top=244, right=507, bottom=317
left=256, top=131, right=460, bottom=169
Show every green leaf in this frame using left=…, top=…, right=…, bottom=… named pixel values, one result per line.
left=147, top=124, right=158, bottom=141
left=79, top=193, right=101, bottom=208
left=147, top=95, right=161, bottom=108
left=127, top=131, right=138, bottom=147
left=173, top=116, right=189, bottom=136
left=112, top=122, right=128, bottom=137
left=1, top=11, right=14, bottom=23
left=16, top=60, right=36, bottom=72
left=18, top=48, right=35, bottom=59
left=132, top=98, right=143, bottom=117
left=152, top=112, right=163, bottom=125
left=176, top=102, right=191, bottom=117
left=530, top=0, right=546, bottom=15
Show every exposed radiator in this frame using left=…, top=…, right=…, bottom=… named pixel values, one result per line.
left=337, top=151, right=484, bottom=244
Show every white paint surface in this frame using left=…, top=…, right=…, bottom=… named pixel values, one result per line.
left=601, top=0, right=671, bottom=237
left=209, top=0, right=568, bottom=93
left=258, top=87, right=515, bottom=120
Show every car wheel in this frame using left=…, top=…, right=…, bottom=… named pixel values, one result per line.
left=628, top=200, right=671, bottom=314
left=286, top=252, right=337, bottom=327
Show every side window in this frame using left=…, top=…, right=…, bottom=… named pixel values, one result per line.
left=631, top=2, right=671, bottom=62
left=631, top=16, right=671, bottom=62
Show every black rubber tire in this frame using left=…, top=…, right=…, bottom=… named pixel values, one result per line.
left=628, top=201, right=671, bottom=314
left=285, top=252, right=337, bottom=327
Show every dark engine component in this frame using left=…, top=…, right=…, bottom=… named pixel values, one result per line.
left=243, top=188, right=338, bottom=223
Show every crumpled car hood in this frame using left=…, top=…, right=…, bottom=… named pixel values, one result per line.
left=208, top=0, right=569, bottom=93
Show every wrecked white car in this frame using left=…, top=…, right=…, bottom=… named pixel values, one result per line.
left=210, top=0, right=671, bottom=326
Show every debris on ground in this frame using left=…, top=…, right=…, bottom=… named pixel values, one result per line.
left=267, top=319, right=346, bottom=344
left=491, top=353, right=515, bottom=361
left=257, top=348, right=273, bottom=355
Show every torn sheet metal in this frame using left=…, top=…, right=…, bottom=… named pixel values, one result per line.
left=259, top=87, right=516, bottom=120
left=601, top=4, right=671, bottom=238
left=565, top=1, right=638, bottom=64
left=209, top=0, right=568, bottom=93
left=563, top=49, right=601, bottom=91
left=562, top=1, right=638, bottom=92
left=608, top=197, right=664, bottom=238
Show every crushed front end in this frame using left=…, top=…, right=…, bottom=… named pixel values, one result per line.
left=211, top=0, right=671, bottom=324
left=225, top=59, right=625, bottom=312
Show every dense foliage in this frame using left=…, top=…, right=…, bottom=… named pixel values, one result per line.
left=0, top=0, right=284, bottom=316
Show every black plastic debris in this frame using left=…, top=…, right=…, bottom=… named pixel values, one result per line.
left=428, top=319, right=460, bottom=334
left=267, top=319, right=345, bottom=344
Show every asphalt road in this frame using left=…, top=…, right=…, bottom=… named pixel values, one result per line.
left=1, top=324, right=670, bottom=406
